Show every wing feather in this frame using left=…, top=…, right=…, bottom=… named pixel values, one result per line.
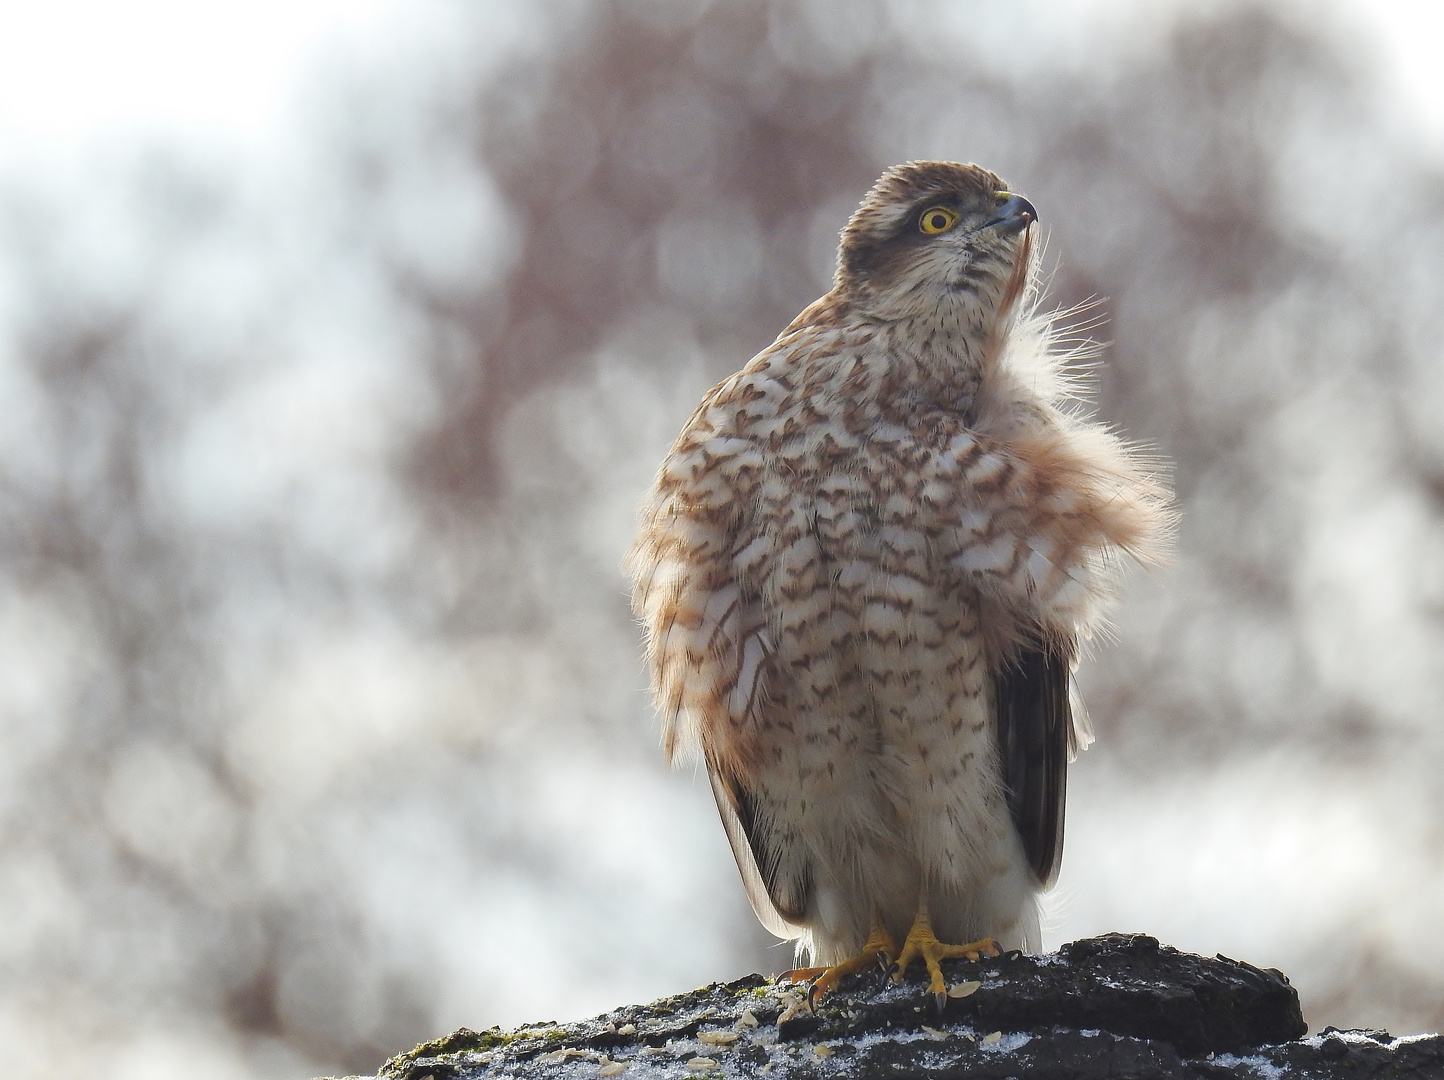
left=993, top=636, right=1072, bottom=887
left=707, top=762, right=810, bottom=940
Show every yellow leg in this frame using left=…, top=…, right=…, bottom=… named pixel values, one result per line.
left=781, top=914, right=897, bottom=1002
left=891, top=905, right=1000, bottom=1010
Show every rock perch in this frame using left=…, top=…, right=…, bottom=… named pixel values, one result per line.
left=338, top=934, right=1443, bottom=1079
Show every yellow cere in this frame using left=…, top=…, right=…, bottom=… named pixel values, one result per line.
left=918, top=205, right=959, bottom=235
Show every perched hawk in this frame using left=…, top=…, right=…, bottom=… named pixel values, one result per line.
left=629, top=161, right=1171, bottom=1003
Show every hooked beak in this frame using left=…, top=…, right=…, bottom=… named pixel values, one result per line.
left=987, top=192, right=1038, bottom=234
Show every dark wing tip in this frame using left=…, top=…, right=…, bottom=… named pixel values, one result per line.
left=994, top=636, right=1073, bottom=887
left=707, top=762, right=812, bottom=939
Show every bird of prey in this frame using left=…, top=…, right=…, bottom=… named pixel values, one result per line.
left=629, top=161, right=1172, bottom=1005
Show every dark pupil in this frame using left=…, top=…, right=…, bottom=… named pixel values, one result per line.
left=928, top=213, right=944, bottom=230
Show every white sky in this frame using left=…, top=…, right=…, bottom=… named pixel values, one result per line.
left=0, top=0, right=1440, bottom=156
left=0, top=0, right=407, bottom=153
left=1356, top=0, right=1444, bottom=146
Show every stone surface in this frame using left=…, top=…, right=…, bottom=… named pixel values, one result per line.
left=338, top=934, right=1444, bottom=1079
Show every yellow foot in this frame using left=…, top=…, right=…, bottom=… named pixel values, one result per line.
left=781, top=923, right=898, bottom=1004
left=890, top=912, right=1001, bottom=1011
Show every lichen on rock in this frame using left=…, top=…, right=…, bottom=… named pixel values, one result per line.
left=331, top=934, right=1443, bottom=1080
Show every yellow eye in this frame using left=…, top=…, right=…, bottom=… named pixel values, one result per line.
left=918, top=205, right=959, bottom=235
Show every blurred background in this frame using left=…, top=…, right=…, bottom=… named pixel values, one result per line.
left=1, top=0, right=1442, bottom=1075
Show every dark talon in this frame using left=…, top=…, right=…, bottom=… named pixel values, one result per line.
left=805, top=983, right=820, bottom=1012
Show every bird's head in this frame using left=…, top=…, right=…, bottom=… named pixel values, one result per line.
left=835, top=161, right=1037, bottom=335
